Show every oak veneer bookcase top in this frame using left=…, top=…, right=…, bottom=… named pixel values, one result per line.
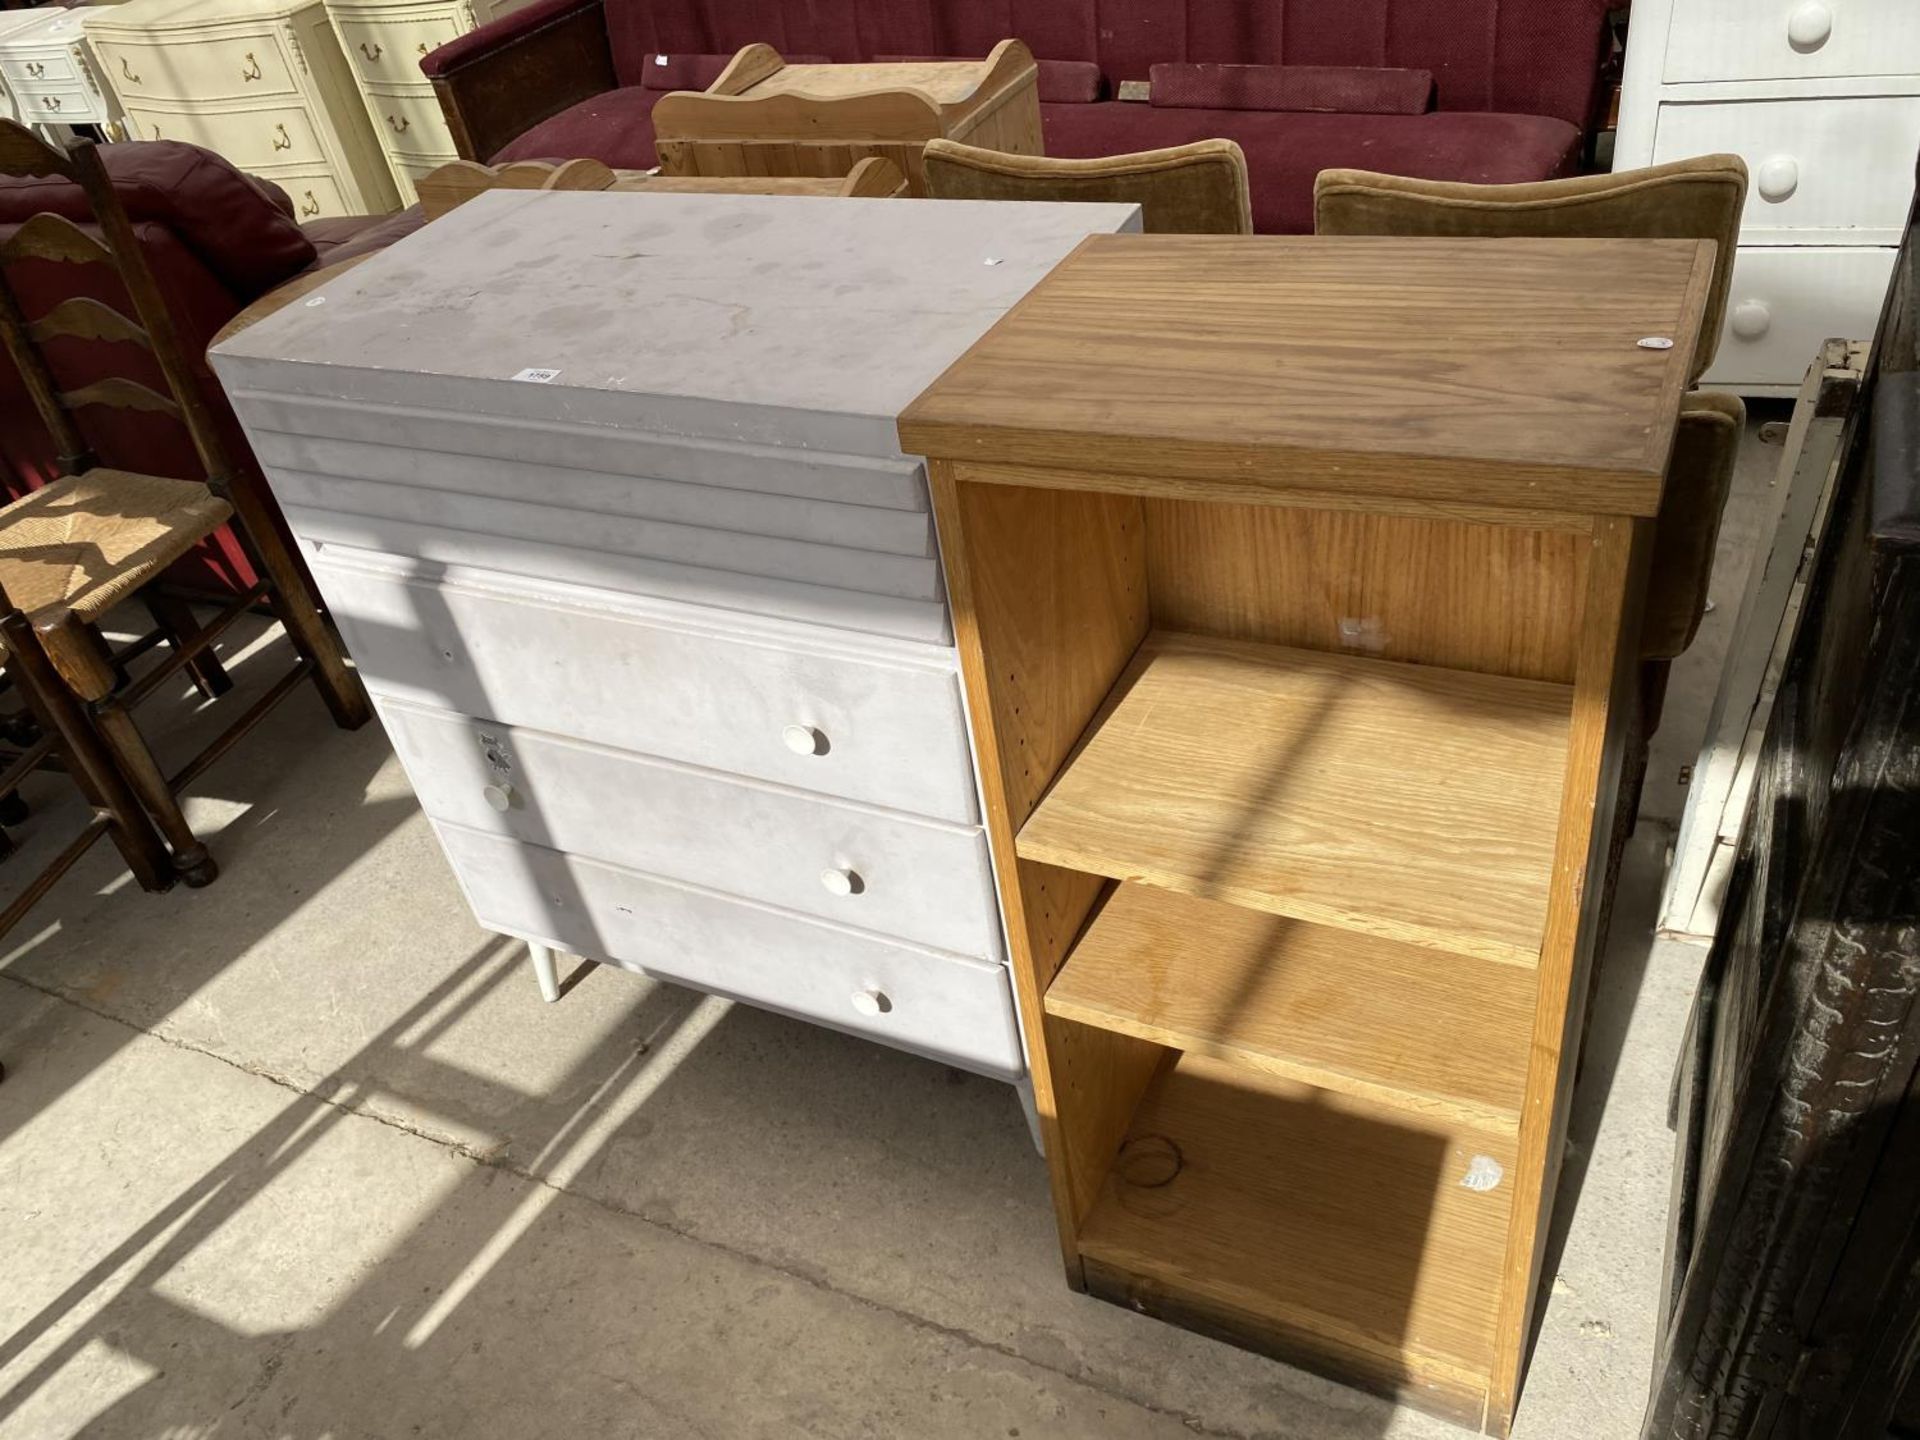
left=899, top=234, right=1711, bottom=1435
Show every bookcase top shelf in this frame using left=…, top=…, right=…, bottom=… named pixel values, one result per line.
left=898, top=233, right=1713, bottom=518
left=1015, top=632, right=1571, bottom=966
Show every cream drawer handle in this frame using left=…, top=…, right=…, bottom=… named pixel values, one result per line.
left=271, top=122, right=292, bottom=151
left=1788, top=1, right=1832, bottom=50
left=119, top=55, right=141, bottom=84
left=1730, top=300, right=1772, bottom=341
left=240, top=51, right=262, bottom=81
left=819, top=867, right=862, bottom=897
left=359, top=40, right=383, bottom=61
left=782, top=723, right=828, bottom=756
left=387, top=112, right=409, bottom=133
left=850, top=988, right=891, bottom=1017
left=298, top=189, right=320, bottom=217
left=1756, top=155, right=1799, bottom=202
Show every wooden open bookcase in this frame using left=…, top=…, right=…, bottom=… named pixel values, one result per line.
left=898, top=234, right=1713, bottom=1434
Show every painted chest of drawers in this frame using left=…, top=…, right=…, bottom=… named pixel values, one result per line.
left=0, top=6, right=121, bottom=141
left=1617, top=0, right=1920, bottom=394
left=209, top=192, right=1138, bottom=1111
left=326, top=0, right=531, bottom=203
left=83, top=0, right=399, bottom=220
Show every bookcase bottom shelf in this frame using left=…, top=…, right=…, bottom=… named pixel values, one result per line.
left=1074, top=1051, right=1515, bottom=1426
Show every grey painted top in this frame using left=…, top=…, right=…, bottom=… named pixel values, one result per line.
left=211, top=191, right=1139, bottom=458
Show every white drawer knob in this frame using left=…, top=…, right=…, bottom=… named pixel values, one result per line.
left=482, top=782, right=515, bottom=812
left=850, top=988, right=891, bottom=1016
left=819, top=866, right=861, bottom=896
left=1787, top=1, right=1832, bottom=49
left=782, top=723, right=828, bottom=756
left=1756, top=155, right=1799, bottom=202
left=1730, top=300, right=1772, bottom=341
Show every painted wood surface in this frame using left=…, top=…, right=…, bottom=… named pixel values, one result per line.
left=379, top=697, right=1003, bottom=959
left=307, top=545, right=983, bottom=823
left=437, top=821, right=1025, bottom=1079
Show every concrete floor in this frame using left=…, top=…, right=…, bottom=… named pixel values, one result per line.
left=0, top=414, right=1787, bottom=1439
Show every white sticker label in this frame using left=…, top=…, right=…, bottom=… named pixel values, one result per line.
left=655, top=53, right=668, bottom=64
left=512, top=367, right=561, bottom=383
left=1461, top=1155, right=1505, bottom=1192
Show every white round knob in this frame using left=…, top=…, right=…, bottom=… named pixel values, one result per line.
left=819, top=867, right=859, bottom=897
left=782, top=723, right=828, bottom=756
left=1730, top=300, right=1772, bottom=341
left=1787, top=1, right=1832, bottom=49
left=482, top=782, right=514, bottom=812
left=1756, top=155, right=1799, bottom=202
left=850, top=988, right=890, bottom=1016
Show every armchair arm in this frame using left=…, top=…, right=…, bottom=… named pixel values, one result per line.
left=423, top=0, right=616, bottom=163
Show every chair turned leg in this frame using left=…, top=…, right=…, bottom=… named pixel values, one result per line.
left=143, top=592, right=232, bottom=699
left=91, top=704, right=217, bottom=887
left=1, top=620, right=174, bottom=894
left=528, top=942, right=560, bottom=1003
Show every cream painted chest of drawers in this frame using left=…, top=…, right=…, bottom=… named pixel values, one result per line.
left=209, top=192, right=1138, bottom=1126
left=83, top=0, right=399, bottom=219
left=327, top=0, right=531, bottom=203
left=0, top=7, right=121, bottom=142
left=1617, top=0, right=1920, bottom=394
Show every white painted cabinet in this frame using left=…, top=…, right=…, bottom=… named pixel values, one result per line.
left=0, top=8, right=123, bottom=142
left=325, top=0, right=533, bottom=203
left=83, top=0, right=399, bottom=219
left=1616, top=0, right=1920, bottom=393
left=210, top=192, right=1140, bottom=1103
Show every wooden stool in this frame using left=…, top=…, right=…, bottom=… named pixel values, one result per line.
left=651, top=40, right=1042, bottom=196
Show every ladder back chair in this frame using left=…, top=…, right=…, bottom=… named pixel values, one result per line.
left=0, top=118, right=369, bottom=905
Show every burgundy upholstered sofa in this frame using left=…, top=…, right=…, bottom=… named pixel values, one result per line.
left=423, top=0, right=1613, bottom=234
left=0, top=142, right=421, bottom=593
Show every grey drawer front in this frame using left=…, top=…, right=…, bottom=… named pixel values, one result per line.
left=291, top=507, right=950, bottom=646
left=251, top=431, right=934, bottom=555
left=381, top=699, right=1004, bottom=961
left=437, top=822, right=1024, bottom=1080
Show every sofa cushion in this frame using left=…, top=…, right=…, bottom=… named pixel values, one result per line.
left=0, top=141, right=315, bottom=296
left=491, top=85, right=663, bottom=167
left=1149, top=63, right=1433, bottom=114
left=303, top=207, right=429, bottom=270
left=875, top=54, right=1103, bottom=103
left=636, top=50, right=831, bottom=90
left=1040, top=103, right=1581, bottom=234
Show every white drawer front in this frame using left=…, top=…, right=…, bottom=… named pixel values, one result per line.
left=92, top=30, right=299, bottom=103
left=380, top=700, right=1004, bottom=959
left=1664, top=0, right=1920, bottom=83
left=1653, top=95, right=1920, bottom=245
left=438, top=823, right=1024, bottom=1079
left=1704, top=244, right=1896, bottom=388
left=17, top=84, right=99, bottom=124
left=309, top=546, right=983, bottom=824
left=333, top=12, right=462, bottom=90
left=0, top=47, right=81, bottom=90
